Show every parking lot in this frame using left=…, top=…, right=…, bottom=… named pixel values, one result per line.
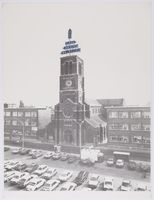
left=4, top=146, right=151, bottom=192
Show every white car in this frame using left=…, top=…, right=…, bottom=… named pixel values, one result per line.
left=116, top=159, right=124, bottom=168
left=60, top=182, right=77, bottom=191
left=26, top=178, right=46, bottom=191
left=80, top=187, right=92, bottom=191
left=8, top=172, right=29, bottom=185
left=5, top=160, right=20, bottom=170
left=17, top=174, right=38, bottom=188
left=33, top=165, right=48, bottom=176
left=102, top=178, right=114, bottom=191
left=120, top=180, right=132, bottom=191
left=41, top=179, right=60, bottom=191
left=58, top=171, right=73, bottom=182
left=41, top=168, right=57, bottom=180
left=43, top=152, right=54, bottom=159
left=135, top=183, right=148, bottom=191
left=4, top=171, right=17, bottom=182
left=88, top=174, right=100, bottom=189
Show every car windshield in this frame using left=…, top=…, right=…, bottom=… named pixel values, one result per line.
left=122, top=182, right=129, bottom=187
left=28, top=182, right=35, bottom=186
left=105, top=181, right=112, bottom=185
left=44, top=183, right=51, bottom=187
left=20, top=178, right=26, bottom=182
left=13, top=175, right=19, bottom=179
left=61, top=188, right=67, bottom=191
left=108, top=159, right=113, bottom=161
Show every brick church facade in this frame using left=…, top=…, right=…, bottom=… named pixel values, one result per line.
left=54, top=54, right=107, bottom=147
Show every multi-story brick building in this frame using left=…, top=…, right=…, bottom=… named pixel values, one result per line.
left=106, top=106, right=150, bottom=150
left=4, top=103, right=52, bottom=141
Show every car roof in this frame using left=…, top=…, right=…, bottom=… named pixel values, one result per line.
left=46, top=179, right=60, bottom=184
left=122, top=180, right=130, bottom=183
left=62, top=182, right=77, bottom=188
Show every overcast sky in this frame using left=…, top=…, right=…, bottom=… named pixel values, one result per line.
left=3, top=2, right=151, bottom=107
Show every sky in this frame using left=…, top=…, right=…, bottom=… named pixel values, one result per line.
left=3, top=2, right=151, bottom=108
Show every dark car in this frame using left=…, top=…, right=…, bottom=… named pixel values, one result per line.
left=127, top=161, right=137, bottom=171
left=31, top=151, right=42, bottom=159
left=24, top=163, right=39, bottom=173
left=79, top=159, right=94, bottom=167
left=67, top=156, right=77, bottom=164
left=14, top=163, right=28, bottom=171
left=73, top=171, right=89, bottom=186
left=20, top=148, right=30, bottom=155
left=61, top=153, right=69, bottom=161
left=106, top=158, right=114, bottom=167
left=4, top=147, right=10, bottom=151
left=52, top=152, right=61, bottom=160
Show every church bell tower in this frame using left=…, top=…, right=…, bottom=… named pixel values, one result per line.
left=54, top=29, right=86, bottom=147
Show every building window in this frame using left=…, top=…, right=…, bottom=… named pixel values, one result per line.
left=5, top=120, right=11, bottom=125
left=110, top=136, right=129, bottom=143
left=108, top=123, right=129, bottom=130
left=12, top=112, right=17, bottom=117
left=79, top=62, right=82, bottom=75
left=131, top=124, right=141, bottom=131
left=12, top=120, right=17, bottom=126
left=130, top=112, right=141, bottom=118
left=31, top=121, right=37, bottom=126
left=109, top=111, right=118, bottom=118
left=142, top=111, right=150, bottom=118
left=25, top=112, right=30, bottom=117
left=31, top=112, right=37, bottom=117
left=132, top=136, right=142, bottom=143
left=142, top=124, right=150, bottom=131
left=25, top=119, right=31, bottom=126
left=5, top=111, right=11, bottom=116
left=119, top=112, right=128, bottom=118
left=18, top=112, right=23, bottom=117
left=142, top=137, right=150, bottom=144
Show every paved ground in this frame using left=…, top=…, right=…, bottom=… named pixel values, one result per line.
left=4, top=146, right=151, bottom=192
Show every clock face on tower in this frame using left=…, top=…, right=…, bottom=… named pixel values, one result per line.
left=65, top=79, right=72, bottom=87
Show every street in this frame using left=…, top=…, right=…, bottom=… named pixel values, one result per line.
left=4, top=146, right=150, bottom=192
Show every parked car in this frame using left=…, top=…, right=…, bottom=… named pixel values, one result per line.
left=8, top=172, right=29, bottom=185
left=43, top=152, right=54, bottom=159
left=88, top=174, right=100, bottom=189
left=135, top=183, right=148, bottom=191
left=33, top=165, right=48, bottom=176
left=101, top=177, right=114, bottom=191
left=106, top=158, right=114, bottom=167
left=79, top=159, right=94, bottom=167
left=52, top=152, right=61, bottom=160
left=80, top=187, right=92, bottom=191
left=41, top=179, right=60, bottom=191
left=41, top=168, right=57, bottom=180
left=26, top=178, right=46, bottom=191
left=4, top=146, right=10, bottom=151
left=20, top=148, right=30, bottom=155
left=24, top=163, right=39, bottom=173
left=58, top=170, right=73, bottom=182
left=127, top=161, right=137, bottom=171
left=17, top=174, right=38, bottom=188
left=4, top=171, right=17, bottom=183
left=28, top=149, right=37, bottom=156
left=60, top=182, right=77, bottom=191
left=14, top=163, right=28, bottom=171
left=5, top=160, right=20, bottom=171
left=31, top=151, right=43, bottom=159
left=60, top=153, right=69, bottom=161
left=11, top=148, right=22, bottom=154
left=116, top=159, right=124, bottom=168
left=119, top=180, right=132, bottom=191
left=67, top=156, right=77, bottom=164
left=73, top=171, right=89, bottom=186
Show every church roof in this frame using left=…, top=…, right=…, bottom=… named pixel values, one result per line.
left=85, top=99, right=102, bottom=107
left=85, top=116, right=106, bottom=128
left=97, top=98, right=124, bottom=107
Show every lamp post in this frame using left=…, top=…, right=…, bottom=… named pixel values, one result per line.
left=73, top=120, right=84, bottom=156
left=14, top=118, right=25, bottom=149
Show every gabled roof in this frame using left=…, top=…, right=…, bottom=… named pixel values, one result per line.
left=85, top=99, right=101, bottom=107
left=97, top=98, right=124, bottom=107
left=85, top=116, right=106, bottom=128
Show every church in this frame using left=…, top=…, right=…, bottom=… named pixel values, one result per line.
left=54, top=29, right=107, bottom=148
